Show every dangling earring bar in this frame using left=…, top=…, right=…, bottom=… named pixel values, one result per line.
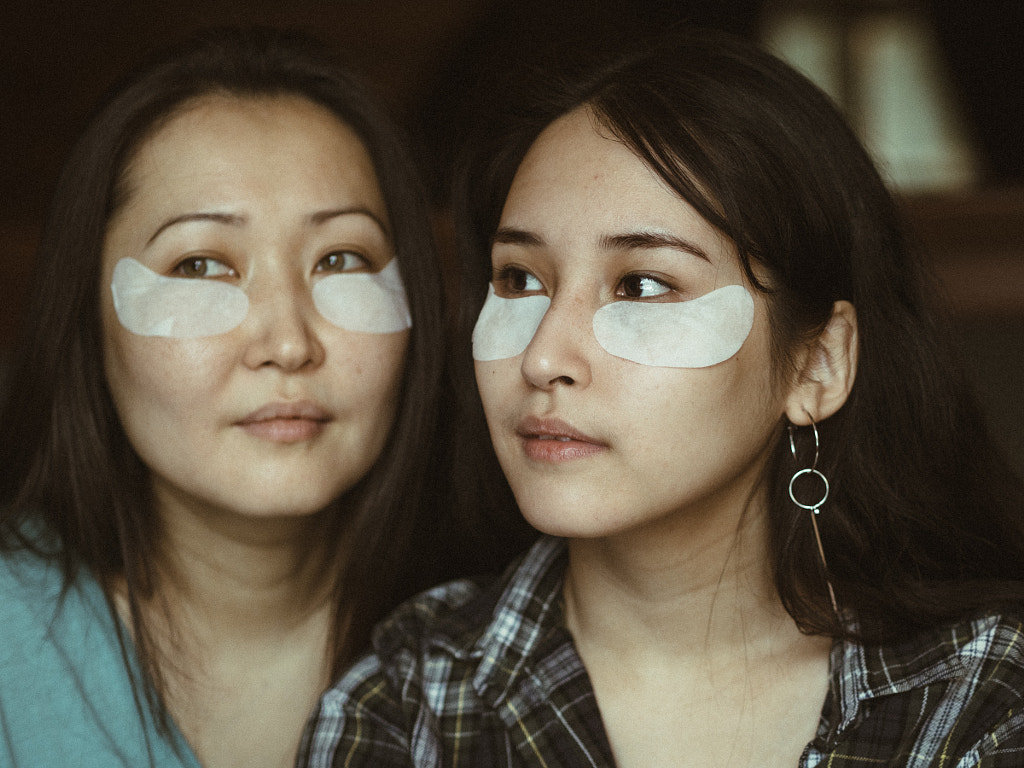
left=788, top=417, right=839, bottom=614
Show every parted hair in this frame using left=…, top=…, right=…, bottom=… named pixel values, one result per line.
left=452, top=27, right=1024, bottom=641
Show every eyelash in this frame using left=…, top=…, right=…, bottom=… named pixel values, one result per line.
left=317, top=250, right=370, bottom=273
left=493, top=265, right=676, bottom=301
left=493, top=265, right=543, bottom=295
left=171, top=256, right=235, bottom=279
left=169, top=249, right=372, bottom=282
left=616, top=273, right=674, bottom=299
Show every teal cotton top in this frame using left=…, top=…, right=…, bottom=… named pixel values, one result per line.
left=0, top=546, right=202, bottom=767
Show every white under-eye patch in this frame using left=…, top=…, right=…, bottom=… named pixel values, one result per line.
left=111, top=258, right=249, bottom=338
left=111, top=257, right=412, bottom=339
left=312, top=258, right=411, bottom=333
left=472, top=284, right=550, bottom=361
left=593, top=284, right=755, bottom=367
left=471, top=283, right=754, bottom=367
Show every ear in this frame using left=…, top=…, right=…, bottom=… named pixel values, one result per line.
left=785, top=300, right=858, bottom=425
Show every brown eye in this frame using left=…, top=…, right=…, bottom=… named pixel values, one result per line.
left=317, top=251, right=368, bottom=273
left=617, top=274, right=671, bottom=299
left=508, top=268, right=530, bottom=292
left=494, top=265, right=543, bottom=296
left=172, top=256, right=233, bottom=279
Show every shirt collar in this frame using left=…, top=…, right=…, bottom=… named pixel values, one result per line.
left=466, top=536, right=569, bottom=707
left=826, top=620, right=968, bottom=743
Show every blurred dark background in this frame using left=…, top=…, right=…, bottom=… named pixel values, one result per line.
left=1, top=0, right=1022, bottom=472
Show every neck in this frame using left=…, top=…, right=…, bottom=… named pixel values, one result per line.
left=563, top=500, right=796, bottom=660
left=150, top=492, right=344, bottom=645
left=127, top=492, right=348, bottom=767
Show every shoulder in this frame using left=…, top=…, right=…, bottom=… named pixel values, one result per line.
left=0, top=546, right=68, bottom=638
left=371, top=535, right=561, bottom=668
left=0, top=548, right=200, bottom=767
left=873, top=612, right=1024, bottom=689
left=304, top=536, right=564, bottom=768
left=856, top=611, right=1024, bottom=714
left=828, top=612, right=1024, bottom=767
left=303, top=578, right=497, bottom=768
left=952, top=612, right=1024, bottom=673
left=0, top=545, right=104, bottom=686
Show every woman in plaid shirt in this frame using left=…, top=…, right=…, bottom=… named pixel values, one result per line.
left=303, top=27, right=1024, bottom=767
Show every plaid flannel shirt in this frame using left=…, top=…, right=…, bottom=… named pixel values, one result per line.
left=299, top=536, right=1024, bottom=767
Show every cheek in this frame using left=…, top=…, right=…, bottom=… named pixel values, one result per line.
left=647, top=358, right=782, bottom=448
left=104, top=328, right=228, bottom=429
left=334, top=330, right=408, bottom=410
left=607, top=362, right=746, bottom=443
left=474, top=360, right=515, bottom=414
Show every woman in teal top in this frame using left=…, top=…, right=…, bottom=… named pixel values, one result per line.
left=0, top=28, right=531, bottom=768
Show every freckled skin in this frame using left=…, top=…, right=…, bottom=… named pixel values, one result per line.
left=475, top=107, right=789, bottom=544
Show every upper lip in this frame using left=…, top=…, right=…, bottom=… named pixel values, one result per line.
left=237, top=401, right=332, bottom=424
left=517, top=415, right=603, bottom=444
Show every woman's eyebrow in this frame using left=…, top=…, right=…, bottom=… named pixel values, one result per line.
left=146, top=212, right=246, bottom=245
left=309, top=207, right=390, bottom=238
left=492, top=226, right=544, bottom=248
left=492, top=226, right=712, bottom=263
left=600, top=231, right=711, bottom=262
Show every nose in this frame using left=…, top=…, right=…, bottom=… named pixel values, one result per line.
left=519, top=293, right=593, bottom=390
left=241, top=271, right=325, bottom=372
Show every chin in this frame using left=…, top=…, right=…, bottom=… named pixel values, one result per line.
left=227, top=468, right=360, bottom=517
left=250, top=488, right=346, bottom=517
left=516, top=502, right=613, bottom=540
left=205, top=485, right=345, bottom=521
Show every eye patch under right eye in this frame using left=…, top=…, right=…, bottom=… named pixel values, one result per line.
left=472, top=284, right=550, bottom=361
left=111, top=258, right=249, bottom=338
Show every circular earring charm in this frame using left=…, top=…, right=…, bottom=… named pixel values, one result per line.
left=787, top=416, right=838, bottom=613
left=789, top=467, right=829, bottom=512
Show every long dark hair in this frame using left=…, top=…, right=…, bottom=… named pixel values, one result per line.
left=0, top=26, right=524, bottom=734
left=453, top=28, right=1024, bottom=642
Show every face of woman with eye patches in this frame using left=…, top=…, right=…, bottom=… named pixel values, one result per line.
left=100, top=93, right=409, bottom=523
left=474, top=107, right=806, bottom=544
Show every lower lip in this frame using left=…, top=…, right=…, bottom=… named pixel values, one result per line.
left=521, top=436, right=605, bottom=462
left=238, top=418, right=327, bottom=443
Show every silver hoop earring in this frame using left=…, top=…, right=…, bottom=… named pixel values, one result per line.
left=788, top=416, right=838, bottom=613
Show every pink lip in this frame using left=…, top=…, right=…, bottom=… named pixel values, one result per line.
left=517, top=416, right=606, bottom=463
left=236, top=401, right=332, bottom=444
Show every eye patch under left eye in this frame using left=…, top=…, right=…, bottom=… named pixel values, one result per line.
left=592, top=284, right=754, bottom=368
left=312, top=258, right=411, bottom=333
